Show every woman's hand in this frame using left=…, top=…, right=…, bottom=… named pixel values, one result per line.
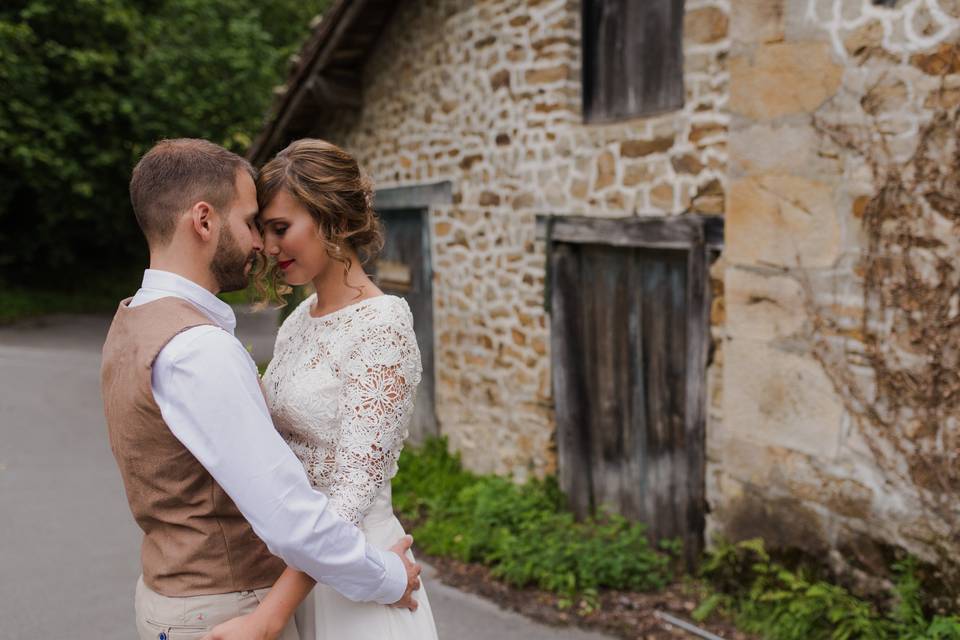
left=201, top=567, right=314, bottom=640
left=200, top=611, right=283, bottom=640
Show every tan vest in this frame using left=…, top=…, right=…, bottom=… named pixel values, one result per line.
left=101, top=297, right=285, bottom=596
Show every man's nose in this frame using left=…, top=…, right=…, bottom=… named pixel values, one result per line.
left=251, top=228, right=264, bottom=252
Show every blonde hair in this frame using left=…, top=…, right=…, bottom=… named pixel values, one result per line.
left=253, top=139, right=384, bottom=304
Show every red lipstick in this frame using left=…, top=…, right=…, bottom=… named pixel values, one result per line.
left=278, top=259, right=295, bottom=270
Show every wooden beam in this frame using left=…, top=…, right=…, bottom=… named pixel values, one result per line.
left=537, top=214, right=724, bottom=250
left=250, top=0, right=372, bottom=165
left=375, top=181, right=453, bottom=210
left=305, top=75, right=362, bottom=109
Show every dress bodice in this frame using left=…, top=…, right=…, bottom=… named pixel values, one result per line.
left=262, top=293, right=422, bottom=525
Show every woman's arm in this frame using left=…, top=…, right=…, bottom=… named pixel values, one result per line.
left=202, top=567, right=315, bottom=640
left=329, top=322, right=422, bottom=525
left=250, top=567, right=316, bottom=635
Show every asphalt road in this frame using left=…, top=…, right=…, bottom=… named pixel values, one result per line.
left=0, top=310, right=612, bottom=640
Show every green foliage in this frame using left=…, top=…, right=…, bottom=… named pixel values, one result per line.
left=129, top=0, right=287, bottom=156
left=0, top=0, right=327, bottom=285
left=392, top=438, right=675, bottom=597
left=888, top=558, right=960, bottom=640
left=0, top=0, right=142, bottom=277
left=695, top=538, right=960, bottom=640
left=394, top=443, right=960, bottom=635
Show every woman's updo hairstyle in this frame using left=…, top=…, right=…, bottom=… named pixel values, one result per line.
left=254, top=138, right=384, bottom=304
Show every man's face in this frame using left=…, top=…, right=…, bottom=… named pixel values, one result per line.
left=210, top=170, right=262, bottom=293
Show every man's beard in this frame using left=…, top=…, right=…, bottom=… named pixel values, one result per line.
left=211, top=225, right=254, bottom=293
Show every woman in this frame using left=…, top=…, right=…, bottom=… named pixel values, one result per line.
left=215, top=139, right=438, bottom=639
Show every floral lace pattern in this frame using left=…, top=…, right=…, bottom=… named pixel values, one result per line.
left=263, top=294, right=422, bottom=525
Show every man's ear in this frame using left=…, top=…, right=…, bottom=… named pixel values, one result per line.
left=189, top=201, right=216, bottom=242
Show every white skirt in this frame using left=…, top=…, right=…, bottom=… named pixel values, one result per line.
left=295, top=487, right=438, bottom=640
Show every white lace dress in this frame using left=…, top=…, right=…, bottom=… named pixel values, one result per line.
left=262, top=294, right=438, bottom=640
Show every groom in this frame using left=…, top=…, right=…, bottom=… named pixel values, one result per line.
left=101, top=138, right=420, bottom=640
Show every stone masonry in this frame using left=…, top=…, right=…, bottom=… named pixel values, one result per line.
left=302, top=0, right=960, bottom=566
left=321, top=0, right=730, bottom=481
left=717, top=0, right=960, bottom=568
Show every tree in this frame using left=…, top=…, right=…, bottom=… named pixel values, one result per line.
left=0, top=0, right=327, bottom=285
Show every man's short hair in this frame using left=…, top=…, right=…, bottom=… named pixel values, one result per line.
left=129, top=139, right=255, bottom=247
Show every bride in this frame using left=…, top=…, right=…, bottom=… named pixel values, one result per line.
left=213, top=138, right=438, bottom=639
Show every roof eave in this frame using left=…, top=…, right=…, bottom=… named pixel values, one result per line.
left=248, top=0, right=399, bottom=166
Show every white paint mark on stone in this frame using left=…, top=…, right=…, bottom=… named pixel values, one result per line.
left=808, top=0, right=960, bottom=60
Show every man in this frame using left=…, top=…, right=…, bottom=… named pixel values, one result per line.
left=101, top=138, right=420, bottom=640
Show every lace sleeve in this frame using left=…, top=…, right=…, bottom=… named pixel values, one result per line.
left=328, top=321, right=422, bottom=525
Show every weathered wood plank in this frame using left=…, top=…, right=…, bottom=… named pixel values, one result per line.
left=551, top=243, right=595, bottom=518
left=667, top=253, right=692, bottom=553
left=538, top=215, right=710, bottom=249
left=375, top=207, right=438, bottom=444
left=583, top=0, right=685, bottom=123
left=581, top=246, right=631, bottom=520
left=638, top=252, right=686, bottom=543
left=683, top=239, right=710, bottom=567
left=623, top=249, right=648, bottom=521
left=376, top=181, right=453, bottom=210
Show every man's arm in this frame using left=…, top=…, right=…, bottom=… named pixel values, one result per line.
left=201, top=538, right=421, bottom=640
left=152, top=326, right=408, bottom=605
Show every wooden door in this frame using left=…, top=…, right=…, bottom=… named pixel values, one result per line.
left=374, top=208, right=437, bottom=444
left=548, top=216, right=718, bottom=566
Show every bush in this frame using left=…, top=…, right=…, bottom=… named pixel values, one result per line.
left=394, top=441, right=960, bottom=637
left=392, top=437, right=675, bottom=597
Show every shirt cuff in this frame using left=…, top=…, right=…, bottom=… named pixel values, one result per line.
left=367, top=548, right=408, bottom=605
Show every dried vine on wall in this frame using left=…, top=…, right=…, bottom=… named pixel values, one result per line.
left=809, top=96, right=960, bottom=562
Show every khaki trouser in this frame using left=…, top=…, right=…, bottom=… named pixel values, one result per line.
left=135, top=576, right=299, bottom=640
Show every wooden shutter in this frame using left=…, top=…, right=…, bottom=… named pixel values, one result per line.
left=583, top=0, right=685, bottom=123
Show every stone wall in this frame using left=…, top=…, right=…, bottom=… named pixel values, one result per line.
left=319, top=0, right=731, bottom=479
left=298, top=0, right=960, bottom=567
left=715, top=0, right=960, bottom=568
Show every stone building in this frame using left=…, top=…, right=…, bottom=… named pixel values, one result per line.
left=251, top=0, right=960, bottom=571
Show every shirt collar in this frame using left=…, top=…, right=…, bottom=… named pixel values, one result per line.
left=139, top=269, right=237, bottom=334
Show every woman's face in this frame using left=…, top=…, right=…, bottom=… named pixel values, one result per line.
left=259, top=189, right=334, bottom=286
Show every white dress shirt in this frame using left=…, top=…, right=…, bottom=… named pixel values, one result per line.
left=128, top=269, right=407, bottom=604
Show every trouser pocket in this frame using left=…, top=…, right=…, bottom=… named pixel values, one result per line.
left=141, top=618, right=208, bottom=640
